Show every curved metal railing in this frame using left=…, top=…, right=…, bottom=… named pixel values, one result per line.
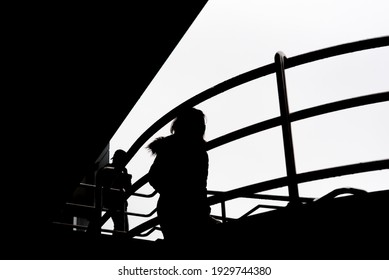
left=60, top=36, right=388, bottom=237
left=118, top=36, right=389, bottom=238
left=123, top=36, right=389, bottom=165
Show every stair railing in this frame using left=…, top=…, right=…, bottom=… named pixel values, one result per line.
left=57, top=36, right=389, bottom=238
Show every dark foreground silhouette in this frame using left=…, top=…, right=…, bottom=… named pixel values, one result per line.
left=148, top=108, right=218, bottom=248
left=88, top=149, right=132, bottom=234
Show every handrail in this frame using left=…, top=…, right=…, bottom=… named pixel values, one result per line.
left=63, top=202, right=157, bottom=218
left=207, top=159, right=389, bottom=206
left=127, top=91, right=389, bottom=193
left=77, top=182, right=157, bottom=216
left=206, top=91, right=389, bottom=150
left=137, top=226, right=161, bottom=238
left=123, top=62, right=276, bottom=164
left=125, top=208, right=157, bottom=218
left=67, top=158, right=388, bottom=235
left=123, top=36, right=388, bottom=165
left=127, top=159, right=389, bottom=237
left=207, top=190, right=315, bottom=203
left=76, top=182, right=158, bottom=198
left=240, top=204, right=283, bottom=219
left=132, top=190, right=158, bottom=198
left=275, top=51, right=299, bottom=203
left=290, top=91, right=389, bottom=122
left=285, top=37, right=389, bottom=68
left=92, top=36, right=389, bottom=236
left=99, top=174, right=150, bottom=226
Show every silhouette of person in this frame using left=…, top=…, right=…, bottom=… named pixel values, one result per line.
left=96, top=149, right=131, bottom=234
left=148, top=108, right=216, bottom=245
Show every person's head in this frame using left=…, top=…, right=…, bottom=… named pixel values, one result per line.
left=171, top=108, right=206, bottom=139
left=111, top=149, right=127, bottom=168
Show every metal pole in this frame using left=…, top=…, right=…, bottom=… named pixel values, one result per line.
left=275, top=52, right=300, bottom=205
left=221, top=201, right=227, bottom=223
left=93, top=184, right=102, bottom=235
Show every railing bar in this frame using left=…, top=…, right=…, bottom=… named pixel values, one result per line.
left=297, top=160, right=389, bottom=184
left=137, top=226, right=162, bottom=237
left=286, top=36, right=389, bottom=69
left=100, top=208, right=157, bottom=217
left=75, top=183, right=156, bottom=198
left=205, top=91, right=388, bottom=154
left=290, top=91, right=389, bottom=122
left=131, top=190, right=158, bottom=198
left=240, top=204, right=275, bottom=219
left=124, top=159, right=388, bottom=238
left=221, top=201, right=227, bottom=223
left=240, top=205, right=264, bottom=219
left=137, top=227, right=156, bottom=237
left=206, top=117, right=281, bottom=151
left=53, top=221, right=132, bottom=235
left=242, top=193, right=314, bottom=203
left=124, top=36, right=388, bottom=167
left=210, top=215, right=235, bottom=222
left=275, top=51, right=300, bottom=204
left=120, top=44, right=389, bottom=200
left=52, top=221, right=88, bottom=230
left=207, top=159, right=389, bottom=206
left=127, top=217, right=159, bottom=237
left=53, top=221, right=127, bottom=233
left=79, top=183, right=96, bottom=188
left=125, top=174, right=149, bottom=196
left=207, top=178, right=288, bottom=206
left=100, top=228, right=128, bottom=234
left=77, top=182, right=155, bottom=196
left=101, top=36, right=389, bottom=235
left=91, top=184, right=102, bottom=235
left=208, top=190, right=314, bottom=202
left=67, top=193, right=310, bottom=217
left=99, top=174, right=149, bottom=227
left=124, top=64, right=276, bottom=164
left=65, top=202, right=95, bottom=209
left=125, top=208, right=157, bottom=218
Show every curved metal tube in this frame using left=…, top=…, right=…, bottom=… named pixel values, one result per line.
left=103, top=36, right=389, bottom=233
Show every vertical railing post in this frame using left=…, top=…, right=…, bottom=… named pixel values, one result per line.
left=91, top=184, right=102, bottom=235
left=221, top=201, right=227, bottom=223
left=275, top=52, right=300, bottom=205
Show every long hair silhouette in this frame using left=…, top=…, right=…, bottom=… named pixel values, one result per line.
left=148, top=108, right=213, bottom=245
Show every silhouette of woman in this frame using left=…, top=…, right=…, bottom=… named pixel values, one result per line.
left=148, top=108, right=214, bottom=244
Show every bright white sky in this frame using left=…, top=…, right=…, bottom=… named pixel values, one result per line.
left=108, top=0, right=389, bottom=239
